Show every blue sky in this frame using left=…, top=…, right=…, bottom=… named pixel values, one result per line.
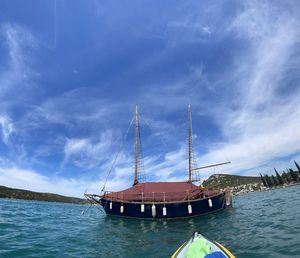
left=0, top=0, right=300, bottom=197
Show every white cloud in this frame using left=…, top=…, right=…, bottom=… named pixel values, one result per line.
left=139, top=145, right=188, bottom=182
left=0, top=115, right=14, bottom=144
left=0, top=23, right=37, bottom=97
left=63, top=131, right=113, bottom=169
left=0, top=24, right=36, bottom=147
left=0, top=166, right=124, bottom=198
left=228, top=4, right=299, bottom=108
left=192, top=0, right=300, bottom=177
left=201, top=26, right=212, bottom=35
left=1, top=1, right=300, bottom=198
left=137, top=0, right=300, bottom=181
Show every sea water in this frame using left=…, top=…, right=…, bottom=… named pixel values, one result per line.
left=1, top=185, right=300, bottom=258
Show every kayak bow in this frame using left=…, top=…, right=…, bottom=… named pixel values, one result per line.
left=171, top=232, right=235, bottom=258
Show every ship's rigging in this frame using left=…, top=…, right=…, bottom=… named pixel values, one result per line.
left=85, top=105, right=232, bottom=220
left=102, top=105, right=230, bottom=192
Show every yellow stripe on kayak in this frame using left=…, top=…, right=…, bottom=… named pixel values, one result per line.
left=171, top=241, right=187, bottom=258
left=214, top=241, right=235, bottom=258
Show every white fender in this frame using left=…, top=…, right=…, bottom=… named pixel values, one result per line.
left=141, top=204, right=145, bottom=212
left=208, top=198, right=213, bottom=207
left=163, top=207, right=167, bottom=216
left=120, top=205, right=124, bottom=213
left=152, top=204, right=156, bottom=218
left=109, top=201, right=113, bottom=209
left=188, top=204, right=192, bottom=214
left=225, top=192, right=232, bottom=206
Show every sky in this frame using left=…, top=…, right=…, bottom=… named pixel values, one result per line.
left=0, top=0, right=300, bottom=197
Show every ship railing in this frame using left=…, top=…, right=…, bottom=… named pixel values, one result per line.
left=102, top=188, right=221, bottom=203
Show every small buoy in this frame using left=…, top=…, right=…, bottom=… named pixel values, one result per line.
left=120, top=205, right=124, bottom=213
left=141, top=204, right=145, bottom=212
left=226, top=196, right=231, bottom=206
left=163, top=206, right=167, bottom=216
left=226, top=193, right=231, bottom=206
left=109, top=201, right=113, bottom=209
left=151, top=204, right=156, bottom=218
left=188, top=204, right=192, bottom=214
left=208, top=198, right=213, bottom=207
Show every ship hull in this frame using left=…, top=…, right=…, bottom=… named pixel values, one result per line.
left=97, top=192, right=231, bottom=220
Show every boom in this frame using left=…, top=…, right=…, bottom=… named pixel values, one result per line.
left=192, top=161, right=231, bottom=171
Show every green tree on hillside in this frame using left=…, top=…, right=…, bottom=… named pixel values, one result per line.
left=287, top=169, right=293, bottom=181
left=264, top=174, right=273, bottom=188
left=274, top=168, right=284, bottom=185
left=271, top=175, right=278, bottom=186
left=281, top=172, right=289, bottom=184
left=294, top=160, right=300, bottom=175
left=260, top=173, right=268, bottom=187
left=289, top=169, right=298, bottom=182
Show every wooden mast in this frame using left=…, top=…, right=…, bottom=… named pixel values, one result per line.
left=188, top=104, right=192, bottom=182
left=187, top=105, right=231, bottom=179
left=134, top=105, right=139, bottom=185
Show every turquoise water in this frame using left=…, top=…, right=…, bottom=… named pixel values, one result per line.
left=1, top=185, right=300, bottom=258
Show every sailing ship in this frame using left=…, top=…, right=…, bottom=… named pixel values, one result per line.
left=85, top=106, right=232, bottom=219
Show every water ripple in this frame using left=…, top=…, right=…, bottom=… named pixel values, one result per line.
left=0, top=185, right=300, bottom=257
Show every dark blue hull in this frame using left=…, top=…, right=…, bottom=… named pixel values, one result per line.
left=98, top=192, right=231, bottom=219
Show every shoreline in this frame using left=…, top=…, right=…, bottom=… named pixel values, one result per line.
left=233, top=182, right=300, bottom=196
left=0, top=185, right=87, bottom=205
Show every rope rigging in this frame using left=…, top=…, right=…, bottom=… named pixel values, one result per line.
left=137, top=121, right=146, bottom=183
left=101, top=115, right=135, bottom=193
left=188, top=111, right=232, bottom=181
left=187, top=105, right=201, bottom=182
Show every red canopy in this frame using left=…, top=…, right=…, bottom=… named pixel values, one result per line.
left=104, top=182, right=203, bottom=202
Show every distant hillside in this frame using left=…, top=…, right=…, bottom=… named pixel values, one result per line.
left=202, top=174, right=261, bottom=188
left=0, top=185, right=87, bottom=204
